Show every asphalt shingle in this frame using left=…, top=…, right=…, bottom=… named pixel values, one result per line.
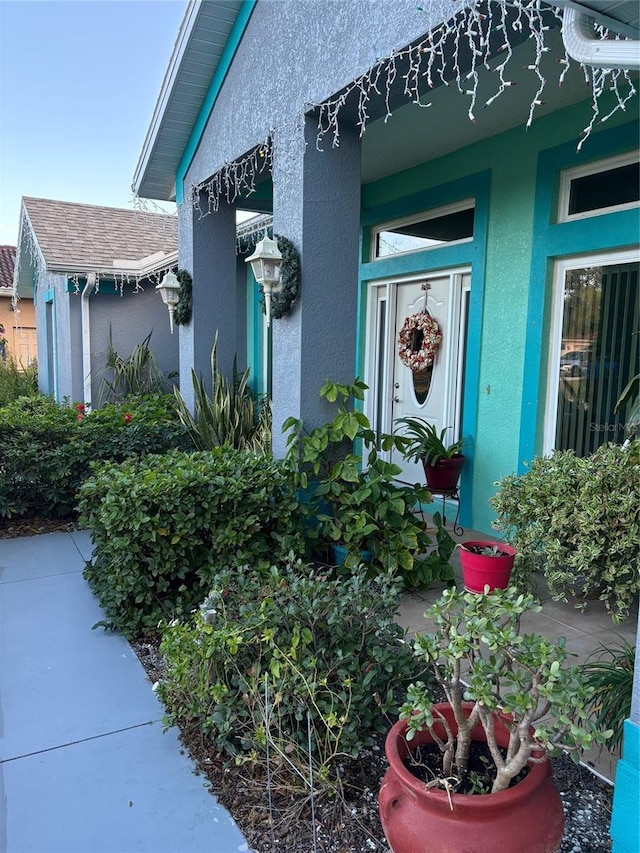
left=0, top=245, right=16, bottom=289
left=22, top=198, right=177, bottom=271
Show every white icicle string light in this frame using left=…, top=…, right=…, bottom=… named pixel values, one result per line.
left=309, top=0, right=636, bottom=150
left=179, top=0, right=636, bottom=215
left=189, top=135, right=274, bottom=218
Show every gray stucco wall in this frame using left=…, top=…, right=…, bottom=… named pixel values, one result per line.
left=178, top=0, right=443, bottom=436
left=184, top=0, right=458, bottom=187
left=88, top=284, right=179, bottom=404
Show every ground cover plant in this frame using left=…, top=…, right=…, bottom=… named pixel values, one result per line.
left=78, top=449, right=303, bottom=636
left=0, top=394, right=188, bottom=520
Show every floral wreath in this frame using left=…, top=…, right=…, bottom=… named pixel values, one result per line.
left=397, top=310, right=442, bottom=371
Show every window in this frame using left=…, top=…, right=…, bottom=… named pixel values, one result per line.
left=558, top=152, right=640, bottom=222
left=373, top=200, right=475, bottom=259
left=547, top=254, right=639, bottom=456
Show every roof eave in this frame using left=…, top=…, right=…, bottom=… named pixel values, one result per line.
left=132, top=0, right=202, bottom=201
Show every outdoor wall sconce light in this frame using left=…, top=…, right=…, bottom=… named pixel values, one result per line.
left=156, top=270, right=181, bottom=333
left=245, top=232, right=282, bottom=327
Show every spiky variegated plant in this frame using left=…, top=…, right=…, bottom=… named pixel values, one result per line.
left=98, top=330, right=167, bottom=404
left=174, top=333, right=271, bottom=453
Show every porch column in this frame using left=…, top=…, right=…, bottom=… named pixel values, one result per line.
left=610, top=624, right=640, bottom=853
left=177, top=198, right=242, bottom=410
left=271, top=116, right=362, bottom=456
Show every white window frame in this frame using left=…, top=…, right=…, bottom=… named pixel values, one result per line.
left=371, top=198, right=475, bottom=261
left=557, top=150, right=640, bottom=223
left=544, top=247, right=640, bottom=455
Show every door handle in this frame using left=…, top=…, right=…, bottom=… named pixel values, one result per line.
left=393, top=396, right=400, bottom=403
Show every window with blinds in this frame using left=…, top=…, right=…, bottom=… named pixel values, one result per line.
left=555, top=261, right=639, bottom=455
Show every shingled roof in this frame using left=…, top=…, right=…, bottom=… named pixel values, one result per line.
left=21, top=197, right=177, bottom=272
left=0, top=245, right=15, bottom=291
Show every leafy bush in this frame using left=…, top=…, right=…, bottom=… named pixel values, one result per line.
left=0, top=357, right=38, bottom=407
left=284, top=378, right=455, bottom=587
left=79, top=450, right=303, bottom=636
left=491, top=441, right=640, bottom=622
left=403, top=585, right=610, bottom=794
left=159, top=557, right=422, bottom=784
left=0, top=394, right=187, bottom=519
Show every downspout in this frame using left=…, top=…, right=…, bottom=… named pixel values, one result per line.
left=81, top=273, right=96, bottom=408
left=562, top=6, right=640, bottom=70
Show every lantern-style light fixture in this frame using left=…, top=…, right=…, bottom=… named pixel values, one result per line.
left=245, top=232, right=282, bottom=327
left=156, top=270, right=181, bottom=333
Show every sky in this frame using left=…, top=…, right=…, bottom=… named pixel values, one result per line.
left=0, top=0, right=188, bottom=247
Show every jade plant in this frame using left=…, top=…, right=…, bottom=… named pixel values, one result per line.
left=491, top=440, right=640, bottom=623
left=283, top=378, right=455, bottom=587
left=402, top=586, right=611, bottom=794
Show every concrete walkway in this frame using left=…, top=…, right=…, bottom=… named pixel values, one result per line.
left=0, top=531, right=250, bottom=853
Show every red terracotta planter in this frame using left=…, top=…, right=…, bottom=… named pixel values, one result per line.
left=379, top=703, right=564, bottom=853
left=423, top=455, right=465, bottom=492
left=458, top=541, right=517, bottom=593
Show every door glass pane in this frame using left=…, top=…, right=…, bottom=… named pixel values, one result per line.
left=555, top=262, right=639, bottom=455
left=412, top=365, right=433, bottom=405
left=375, top=298, right=386, bottom=445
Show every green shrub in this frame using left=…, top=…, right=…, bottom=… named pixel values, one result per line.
left=79, top=450, right=304, bottom=637
left=284, top=378, right=455, bottom=586
left=0, top=394, right=187, bottom=520
left=0, top=357, right=38, bottom=407
left=492, top=440, right=640, bottom=623
left=158, top=557, right=421, bottom=784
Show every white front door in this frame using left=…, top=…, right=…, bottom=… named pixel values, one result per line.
left=366, top=271, right=469, bottom=485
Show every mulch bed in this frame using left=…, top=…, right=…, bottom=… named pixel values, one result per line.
left=0, top=516, right=79, bottom=539
left=131, top=636, right=614, bottom=853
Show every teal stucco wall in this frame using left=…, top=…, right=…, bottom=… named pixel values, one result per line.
left=360, top=99, right=639, bottom=533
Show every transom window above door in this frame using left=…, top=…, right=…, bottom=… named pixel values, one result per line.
left=558, top=151, right=640, bottom=223
left=373, top=200, right=475, bottom=260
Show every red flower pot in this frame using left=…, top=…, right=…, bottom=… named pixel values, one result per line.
left=379, top=703, right=564, bottom=853
left=458, top=541, right=516, bottom=593
left=423, top=455, right=465, bottom=492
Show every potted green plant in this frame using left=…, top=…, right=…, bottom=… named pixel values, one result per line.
left=580, top=636, right=635, bottom=755
left=491, top=440, right=640, bottom=623
left=379, top=585, right=610, bottom=853
left=395, top=416, right=465, bottom=492
left=457, top=540, right=517, bottom=593
left=284, top=379, right=456, bottom=587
